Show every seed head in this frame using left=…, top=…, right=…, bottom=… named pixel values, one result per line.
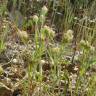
left=41, top=6, right=48, bottom=15
left=64, top=29, right=73, bottom=42
left=44, top=25, right=55, bottom=37
left=80, top=40, right=90, bottom=50
left=33, top=15, right=39, bottom=23
left=40, top=15, right=45, bottom=23
left=51, top=46, right=60, bottom=53
left=80, top=40, right=86, bottom=46
left=18, top=30, right=29, bottom=43
left=90, top=46, right=95, bottom=52
left=41, top=25, right=55, bottom=40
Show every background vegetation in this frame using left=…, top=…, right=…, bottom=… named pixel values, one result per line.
left=0, top=0, right=96, bottom=96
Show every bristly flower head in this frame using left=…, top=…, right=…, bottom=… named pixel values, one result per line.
left=39, top=14, right=45, bottom=23
left=80, top=40, right=95, bottom=52
left=80, top=40, right=90, bottom=50
left=64, top=29, right=73, bottom=42
left=51, top=46, right=60, bottom=53
left=33, top=15, right=39, bottom=23
left=90, top=46, right=95, bottom=52
left=41, top=6, right=48, bottom=15
left=41, top=25, right=55, bottom=40
left=18, top=30, right=29, bottom=43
